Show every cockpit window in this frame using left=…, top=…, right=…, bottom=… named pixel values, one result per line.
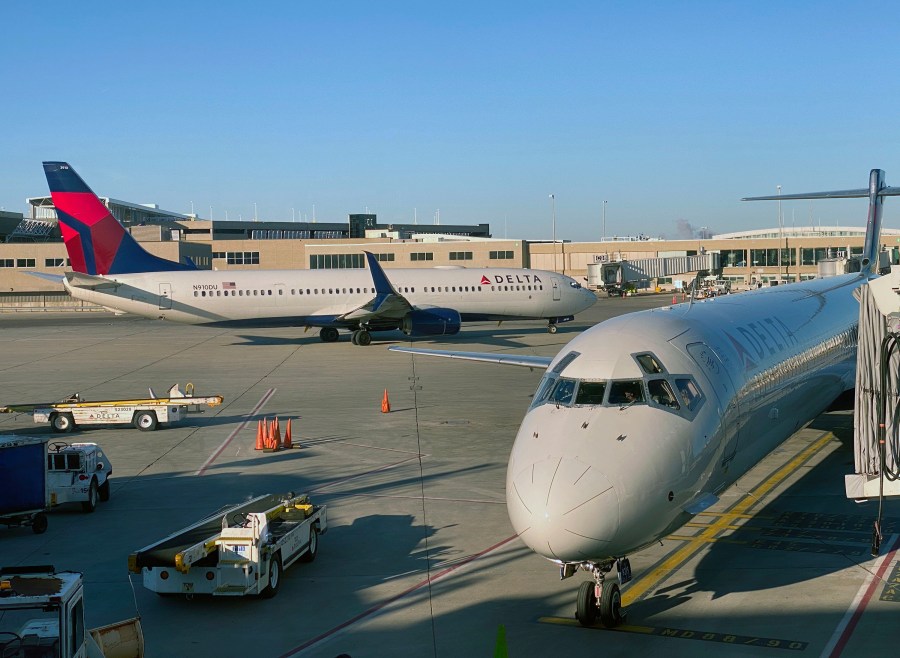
left=636, top=353, right=665, bottom=374
left=675, top=378, right=702, bottom=410
left=550, top=351, right=581, bottom=375
left=648, top=379, right=680, bottom=409
left=569, top=280, right=582, bottom=289
left=608, top=380, right=645, bottom=405
left=574, top=381, right=606, bottom=406
left=550, top=378, right=576, bottom=406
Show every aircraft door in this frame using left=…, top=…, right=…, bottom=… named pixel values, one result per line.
left=551, top=277, right=561, bottom=301
left=686, top=342, right=741, bottom=465
left=158, top=283, right=172, bottom=309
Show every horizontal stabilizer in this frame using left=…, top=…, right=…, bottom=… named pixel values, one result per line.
left=389, top=346, right=553, bottom=369
left=66, top=272, right=120, bottom=290
left=23, top=271, right=65, bottom=285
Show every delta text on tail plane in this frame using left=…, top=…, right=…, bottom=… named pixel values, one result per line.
left=390, top=169, right=900, bottom=627
left=38, top=162, right=596, bottom=345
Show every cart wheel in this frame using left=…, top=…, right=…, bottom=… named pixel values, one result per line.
left=51, top=413, right=75, bottom=434
left=300, top=525, right=319, bottom=563
left=82, top=479, right=98, bottom=513
left=98, top=479, right=111, bottom=502
left=133, top=410, right=158, bottom=431
left=260, top=552, right=282, bottom=599
left=31, top=512, right=48, bottom=534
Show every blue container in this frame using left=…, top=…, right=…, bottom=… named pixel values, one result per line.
left=0, top=438, right=48, bottom=515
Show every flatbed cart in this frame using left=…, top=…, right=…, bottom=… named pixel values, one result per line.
left=0, top=384, right=224, bottom=433
left=129, top=492, right=326, bottom=598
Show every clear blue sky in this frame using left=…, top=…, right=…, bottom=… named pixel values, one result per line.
left=3, top=1, right=899, bottom=241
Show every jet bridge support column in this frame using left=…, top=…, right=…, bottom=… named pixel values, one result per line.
left=846, top=272, right=900, bottom=501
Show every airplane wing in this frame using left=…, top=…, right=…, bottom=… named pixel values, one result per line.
left=389, top=346, right=553, bottom=369
left=335, top=252, right=414, bottom=324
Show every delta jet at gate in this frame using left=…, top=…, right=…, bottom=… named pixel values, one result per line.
left=391, top=169, right=900, bottom=627
left=39, top=162, right=595, bottom=345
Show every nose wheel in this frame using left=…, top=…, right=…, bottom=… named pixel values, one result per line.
left=547, top=322, right=558, bottom=334
left=574, top=561, right=627, bottom=628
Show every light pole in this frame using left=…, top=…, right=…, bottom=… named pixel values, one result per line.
left=602, top=200, right=607, bottom=241
left=777, top=185, right=783, bottom=282
left=549, top=194, right=557, bottom=272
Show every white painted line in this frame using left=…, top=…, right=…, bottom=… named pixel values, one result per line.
left=195, top=387, right=276, bottom=476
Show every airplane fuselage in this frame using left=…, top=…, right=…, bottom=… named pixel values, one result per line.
left=64, top=266, right=595, bottom=329
left=507, top=273, right=862, bottom=564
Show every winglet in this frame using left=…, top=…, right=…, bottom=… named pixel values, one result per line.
left=364, top=251, right=397, bottom=296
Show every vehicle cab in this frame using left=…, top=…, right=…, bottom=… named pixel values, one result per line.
left=46, top=442, right=112, bottom=513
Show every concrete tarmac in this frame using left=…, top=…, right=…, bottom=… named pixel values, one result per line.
left=1, top=295, right=898, bottom=657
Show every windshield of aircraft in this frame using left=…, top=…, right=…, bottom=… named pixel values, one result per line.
left=569, top=280, right=583, bottom=289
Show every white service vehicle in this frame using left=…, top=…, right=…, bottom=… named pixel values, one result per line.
left=46, top=441, right=112, bottom=513
left=130, top=493, right=326, bottom=598
left=0, top=565, right=143, bottom=658
left=0, top=384, right=224, bottom=433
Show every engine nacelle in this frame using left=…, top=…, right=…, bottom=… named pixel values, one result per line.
left=401, top=308, right=462, bottom=336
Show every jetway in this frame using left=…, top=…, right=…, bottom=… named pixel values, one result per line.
left=846, top=269, right=900, bottom=501
left=586, top=253, right=719, bottom=290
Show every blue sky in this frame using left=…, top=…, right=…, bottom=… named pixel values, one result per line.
left=3, top=1, right=899, bottom=241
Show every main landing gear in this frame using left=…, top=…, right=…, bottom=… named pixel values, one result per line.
left=350, top=329, right=372, bottom=346
left=569, top=559, right=630, bottom=628
left=318, top=327, right=340, bottom=343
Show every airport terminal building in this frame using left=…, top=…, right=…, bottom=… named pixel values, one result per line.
left=1, top=193, right=899, bottom=307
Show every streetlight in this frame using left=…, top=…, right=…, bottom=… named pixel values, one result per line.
left=549, top=194, right=557, bottom=271
left=777, top=185, right=783, bottom=282
left=602, top=200, right=607, bottom=241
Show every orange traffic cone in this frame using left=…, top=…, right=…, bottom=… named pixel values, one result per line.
left=672, top=294, right=677, bottom=304
left=381, top=389, right=391, bottom=413
left=283, top=418, right=293, bottom=449
left=255, top=419, right=264, bottom=450
left=273, top=417, right=282, bottom=450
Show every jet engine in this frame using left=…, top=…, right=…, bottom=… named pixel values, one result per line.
left=401, top=308, right=462, bottom=336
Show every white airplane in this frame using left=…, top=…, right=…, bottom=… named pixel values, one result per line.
left=391, top=169, right=900, bottom=627
left=39, top=162, right=596, bottom=345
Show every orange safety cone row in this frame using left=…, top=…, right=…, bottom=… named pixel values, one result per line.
left=381, top=389, right=391, bottom=413
left=283, top=418, right=293, bottom=449
left=255, top=419, right=264, bottom=450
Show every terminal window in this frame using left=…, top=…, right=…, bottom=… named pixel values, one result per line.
left=310, top=253, right=366, bottom=269
left=226, top=251, right=260, bottom=265
left=489, top=251, right=514, bottom=260
left=375, top=253, right=395, bottom=262
left=16, top=259, right=36, bottom=268
left=411, top=252, right=434, bottom=262
left=449, top=251, right=473, bottom=261
left=44, top=258, right=67, bottom=267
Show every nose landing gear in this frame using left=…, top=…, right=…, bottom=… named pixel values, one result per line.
left=572, top=559, right=629, bottom=628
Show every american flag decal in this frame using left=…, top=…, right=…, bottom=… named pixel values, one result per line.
left=223, top=282, right=236, bottom=290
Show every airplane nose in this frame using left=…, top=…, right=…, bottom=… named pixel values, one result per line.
left=507, top=455, right=619, bottom=562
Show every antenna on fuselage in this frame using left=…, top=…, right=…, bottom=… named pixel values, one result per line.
left=743, top=169, right=900, bottom=277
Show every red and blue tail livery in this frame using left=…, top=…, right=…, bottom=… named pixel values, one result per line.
left=42, top=161, right=194, bottom=275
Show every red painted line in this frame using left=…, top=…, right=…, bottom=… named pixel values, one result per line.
left=195, top=387, right=276, bottom=476
left=277, top=533, right=519, bottom=657
left=827, top=534, right=900, bottom=657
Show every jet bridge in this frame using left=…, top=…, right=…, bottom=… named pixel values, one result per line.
left=846, top=268, right=900, bottom=501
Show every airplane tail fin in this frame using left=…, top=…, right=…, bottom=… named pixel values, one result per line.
left=42, top=161, right=195, bottom=275
left=743, top=170, right=900, bottom=276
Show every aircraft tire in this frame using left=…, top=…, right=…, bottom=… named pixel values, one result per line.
left=599, top=582, right=625, bottom=628
left=575, top=580, right=597, bottom=627
left=356, top=330, right=372, bottom=346
left=548, top=324, right=558, bottom=334
left=351, top=330, right=359, bottom=345
left=320, top=327, right=340, bottom=343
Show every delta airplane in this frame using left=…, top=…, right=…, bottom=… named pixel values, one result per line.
left=38, top=162, right=595, bottom=345
left=391, top=169, right=900, bottom=627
